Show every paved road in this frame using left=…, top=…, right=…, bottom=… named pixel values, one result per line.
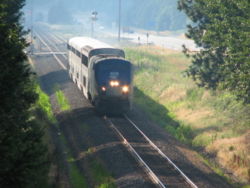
left=123, top=32, right=199, bottom=51
left=103, top=30, right=199, bottom=51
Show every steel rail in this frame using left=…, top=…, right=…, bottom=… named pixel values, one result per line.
left=36, top=30, right=198, bottom=188
left=51, top=32, right=68, bottom=43
left=104, top=116, right=166, bottom=188
left=124, top=114, right=198, bottom=188
left=45, top=33, right=68, bottom=60
left=38, top=31, right=68, bottom=60
left=35, top=31, right=67, bottom=70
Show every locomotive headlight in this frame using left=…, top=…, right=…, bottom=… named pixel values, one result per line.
left=110, top=81, right=120, bottom=87
left=101, top=86, right=106, bottom=91
left=122, top=85, right=129, bottom=93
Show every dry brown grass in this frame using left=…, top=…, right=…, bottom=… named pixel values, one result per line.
left=176, top=108, right=214, bottom=128
left=160, top=86, right=186, bottom=102
left=138, top=46, right=180, bottom=56
left=167, top=56, right=189, bottom=70
left=206, top=131, right=250, bottom=182
left=136, top=46, right=190, bottom=71
left=127, top=46, right=250, bottom=184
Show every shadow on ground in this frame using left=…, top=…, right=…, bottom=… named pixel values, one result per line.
left=39, top=70, right=70, bottom=95
left=127, top=87, right=233, bottom=188
left=37, top=68, right=232, bottom=187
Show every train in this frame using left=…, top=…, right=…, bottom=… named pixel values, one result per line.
left=67, top=37, right=133, bottom=114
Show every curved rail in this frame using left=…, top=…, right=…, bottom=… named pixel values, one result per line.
left=124, top=114, right=198, bottom=188
left=104, top=116, right=166, bottom=188
left=35, top=30, right=198, bottom=188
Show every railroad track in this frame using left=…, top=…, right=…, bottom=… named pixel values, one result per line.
left=34, top=29, right=198, bottom=188
left=105, top=115, right=198, bottom=188
left=34, top=30, right=68, bottom=68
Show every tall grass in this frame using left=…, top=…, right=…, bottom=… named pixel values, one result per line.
left=60, top=135, right=88, bottom=188
left=37, top=85, right=87, bottom=187
left=34, top=85, right=54, bottom=188
left=125, top=46, right=250, bottom=183
left=70, top=164, right=88, bottom=188
left=90, top=160, right=116, bottom=188
left=54, top=85, right=70, bottom=111
left=126, top=47, right=250, bottom=140
left=36, top=85, right=56, bottom=123
left=37, top=84, right=116, bottom=187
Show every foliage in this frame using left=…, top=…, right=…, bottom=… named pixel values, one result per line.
left=126, top=48, right=193, bottom=143
left=90, top=160, right=116, bottom=188
left=55, top=89, right=70, bottom=111
left=59, top=128, right=88, bottom=188
left=69, top=163, right=88, bottom=188
left=121, top=0, right=187, bottom=31
left=27, top=0, right=187, bottom=31
left=0, top=0, right=48, bottom=187
left=178, top=0, right=250, bottom=103
left=37, top=86, right=56, bottom=123
left=126, top=46, right=250, bottom=182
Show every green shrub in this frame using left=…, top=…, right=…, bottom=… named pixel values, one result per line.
left=36, top=86, right=56, bottom=123
left=90, top=160, right=116, bottom=188
left=55, top=89, right=70, bottom=111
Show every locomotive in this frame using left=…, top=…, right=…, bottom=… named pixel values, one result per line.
left=67, top=37, right=133, bottom=114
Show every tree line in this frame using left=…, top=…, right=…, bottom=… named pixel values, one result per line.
left=27, top=0, right=188, bottom=31
left=0, top=0, right=249, bottom=187
left=0, top=0, right=48, bottom=187
left=178, top=0, right=250, bottom=104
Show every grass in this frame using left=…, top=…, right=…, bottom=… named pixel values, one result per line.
left=60, top=135, right=116, bottom=188
left=36, top=85, right=56, bottom=123
left=242, top=185, right=250, bottom=188
left=33, top=84, right=54, bottom=188
left=69, top=163, right=88, bottom=188
left=37, top=84, right=87, bottom=187
left=60, top=133, right=88, bottom=188
left=37, top=84, right=115, bottom=187
left=90, top=160, right=116, bottom=188
left=54, top=85, right=70, bottom=111
left=125, top=46, right=250, bottom=183
left=196, top=153, right=232, bottom=182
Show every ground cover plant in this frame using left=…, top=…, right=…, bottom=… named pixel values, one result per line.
left=37, top=83, right=87, bottom=187
left=125, top=46, right=250, bottom=184
left=55, top=88, right=71, bottom=111
left=38, top=82, right=116, bottom=187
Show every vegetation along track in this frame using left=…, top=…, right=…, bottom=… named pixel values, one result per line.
left=36, top=30, right=197, bottom=187
left=33, top=28, right=234, bottom=188
left=33, top=29, right=159, bottom=187
left=106, top=115, right=198, bottom=188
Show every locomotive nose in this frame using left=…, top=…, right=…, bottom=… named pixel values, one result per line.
left=122, top=85, right=129, bottom=93
left=109, top=80, right=120, bottom=87
left=100, top=80, right=129, bottom=96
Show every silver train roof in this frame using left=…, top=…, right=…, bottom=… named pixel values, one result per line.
left=68, top=37, right=125, bottom=58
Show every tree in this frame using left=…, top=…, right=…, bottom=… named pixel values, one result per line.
left=178, top=0, right=250, bottom=103
left=0, top=0, right=48, bottom=187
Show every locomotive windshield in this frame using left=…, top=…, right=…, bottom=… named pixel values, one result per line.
left=95, top=59, right=132, bottom=85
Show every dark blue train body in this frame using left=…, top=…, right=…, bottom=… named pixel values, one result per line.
left=68, top=37, right=133, bottom=114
